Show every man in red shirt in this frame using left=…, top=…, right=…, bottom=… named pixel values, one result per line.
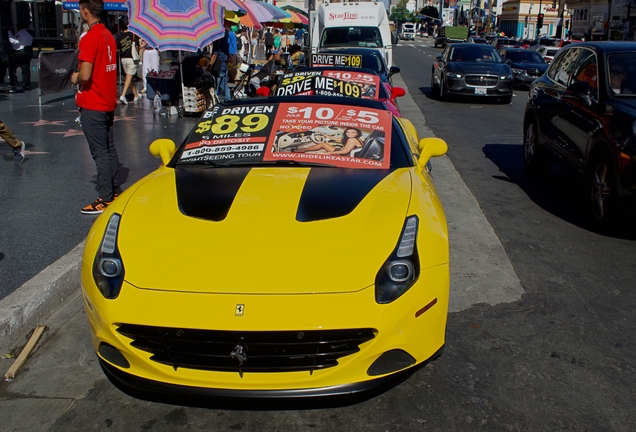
left=71, top=0, right=121, bottom=215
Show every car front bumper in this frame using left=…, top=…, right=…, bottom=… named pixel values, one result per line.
left=82, top=260, right=449, bottom=398
left=446, top=76, right=513, bottom=97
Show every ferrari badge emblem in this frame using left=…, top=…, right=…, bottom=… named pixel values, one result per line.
left=235, top=304, right=244, bottom=316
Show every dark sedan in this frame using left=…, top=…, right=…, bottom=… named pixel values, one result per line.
left=492, top=38, right=523, bottom=51
left=502, top=48, right=548, bottom=88
left=431, top=43, right=514, bottom=103
left=523, top=42, right=636, bottom=223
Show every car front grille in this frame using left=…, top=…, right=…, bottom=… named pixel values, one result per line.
left=526, top=69, right=542, bottom=78
left=465, top=75, right=499, bottom=87
left=117, top=324, right=376, bottom=373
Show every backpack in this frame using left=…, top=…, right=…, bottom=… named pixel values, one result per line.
left=237, top=36, right=243, bottom=52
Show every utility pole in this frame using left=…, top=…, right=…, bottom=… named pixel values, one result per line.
left=556, top=0, right=565, bottom=38
left=536, top=0, right=543, bottom=37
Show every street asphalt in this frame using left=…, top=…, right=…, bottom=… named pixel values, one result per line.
left=0, top=71, right=526, bottom=428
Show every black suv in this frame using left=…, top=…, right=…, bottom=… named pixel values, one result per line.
left=523, top=42, right=636, bottom=222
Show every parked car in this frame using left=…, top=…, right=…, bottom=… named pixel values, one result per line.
left=431, top=43, right=514, bottom=103
left=82, top=96, right=450, bottom=400
left=535, top=45, right=560, bottom=63
left=501, top=48, right=548, bottom=88
left=523, top=41, right=636, bottom=222
left=521, top=38, right=534, bottom=49
left=275, top=67, right=406, bottom=116
left=316, top=47, right=400, bottom=85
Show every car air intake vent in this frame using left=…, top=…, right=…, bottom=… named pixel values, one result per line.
left=527, top=69, right=542, bottom=78
left=465, top=75, right=499, bottom=87
left=117, top=324, right=376, bottom=373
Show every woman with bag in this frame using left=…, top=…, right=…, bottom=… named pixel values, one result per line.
left=116, top=23, right=141, bottom=104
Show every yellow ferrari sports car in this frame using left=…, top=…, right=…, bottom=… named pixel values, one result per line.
left=82, top=96, right=449, bottom=401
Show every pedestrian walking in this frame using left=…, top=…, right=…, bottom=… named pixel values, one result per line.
left=211, top=30, right=231, bottom=102
left=116, top=22, right=141, bottom=105
left=71, top=0, right=121, bottom=215
left=263, top=28, right=273, bottom=58
left=0, top=119, right=26, bottom=164
left=7, top=22, right=34, bottom=91
left=140, top=39, right=159, bottom=95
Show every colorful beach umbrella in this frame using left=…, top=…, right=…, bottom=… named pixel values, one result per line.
left=242, top=0, right=290, bottom=22
left=125, top=0, right=226, bottom=52
left=277, top=10, right=308, bottom=25
left=225, top=9, right=262, bottom=30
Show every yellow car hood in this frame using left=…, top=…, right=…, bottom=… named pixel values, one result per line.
left=117, top=167, right=412, bottom=294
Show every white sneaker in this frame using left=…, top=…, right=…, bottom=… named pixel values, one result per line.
left=119, top=96, right=128, bottom=105
left=13, top=141, right=25, bottom=164
left=134, top=94, right=143, bottom=102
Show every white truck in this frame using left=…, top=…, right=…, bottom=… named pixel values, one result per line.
left=400, top=22, right=416, bottom=41
left=310, top=1, right=393, bottom=67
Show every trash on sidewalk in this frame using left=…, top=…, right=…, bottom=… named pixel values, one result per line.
left=4, top=325, right=47, bottom=381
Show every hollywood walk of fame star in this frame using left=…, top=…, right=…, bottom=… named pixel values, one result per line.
left=49, top=129, right=86, bottom=138
left=22, top=119, right=68, bottom=127
left=114, top=116, right=137, bottom=122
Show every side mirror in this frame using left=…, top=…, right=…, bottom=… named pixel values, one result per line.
left=435, top=53, right=443, bottom=61
left=565, top=80, right=592, bottom=96
left=564, top=81, right=593, bottom=105
left=391, top=86, right=406, bottom=99
left=387, top=66, right=401, bottom=78
left=417, top=137, right=448, bottom=169
left=149, top=138, right=177, bottom=166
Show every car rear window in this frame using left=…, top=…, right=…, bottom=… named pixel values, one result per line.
left=178, top=101, right=395, bottom=170
left=547, top=49, right=559, bottom=56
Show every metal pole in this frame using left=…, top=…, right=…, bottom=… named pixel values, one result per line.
left=536, top=0, right=542, bottom=37
left=605, top=0, right=612, bottom=40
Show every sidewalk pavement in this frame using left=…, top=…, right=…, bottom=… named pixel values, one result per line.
left=0, top=72, right=524, bottom=359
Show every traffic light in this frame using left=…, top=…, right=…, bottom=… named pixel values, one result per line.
left=537, top=13, right=544, bottom=29
left=552, top=0, right=557, bottom=8
left=525, top=16, right=529, bottom=25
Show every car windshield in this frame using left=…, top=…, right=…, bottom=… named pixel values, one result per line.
left=275, top=69, right=384, bottom=100
left=175, top=101, right=401, bottom=170
left=321, top=27, right=383, bottom=48
left=498, top=39, right=521, bottom=46
left=506, top=51, right=544, bottom=63
left=449, top=47, right=502, bottom=62
left=607, top=53, right=636, bottom=96
left=540, top=38, right=562, bottom=47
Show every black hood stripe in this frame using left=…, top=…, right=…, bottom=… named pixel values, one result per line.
left=175, top=167, right=395, bottom=222
left=176, top=167, right=251, bottom=222
left=297, top=168, right=395, bottom=222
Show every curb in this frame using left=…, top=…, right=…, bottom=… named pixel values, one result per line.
left=0, top=242, right=84, bottom=352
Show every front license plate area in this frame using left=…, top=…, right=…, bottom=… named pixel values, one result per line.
left=474, top=87, right=487, bottom=95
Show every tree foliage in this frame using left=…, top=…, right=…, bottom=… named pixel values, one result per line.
left=419, top=6, right=439, bottom=19
left=390, top=0, right=412, bottom=23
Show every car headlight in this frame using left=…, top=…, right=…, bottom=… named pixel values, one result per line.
left=92, top=213, right=125, bottom=299
left=512, top=68, right=523, bottom=75
left=447, top=71, right=462, bottom=79
left=500, top=74, right=513, bottom=80
left=375, top=216, right=420, bottom=304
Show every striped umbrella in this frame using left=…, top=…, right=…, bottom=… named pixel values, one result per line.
left=125, top=0, right=227, bottom=52
left=242, top=0, right=290, bottom=22
left=277, top=10, right=308, bottom=25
